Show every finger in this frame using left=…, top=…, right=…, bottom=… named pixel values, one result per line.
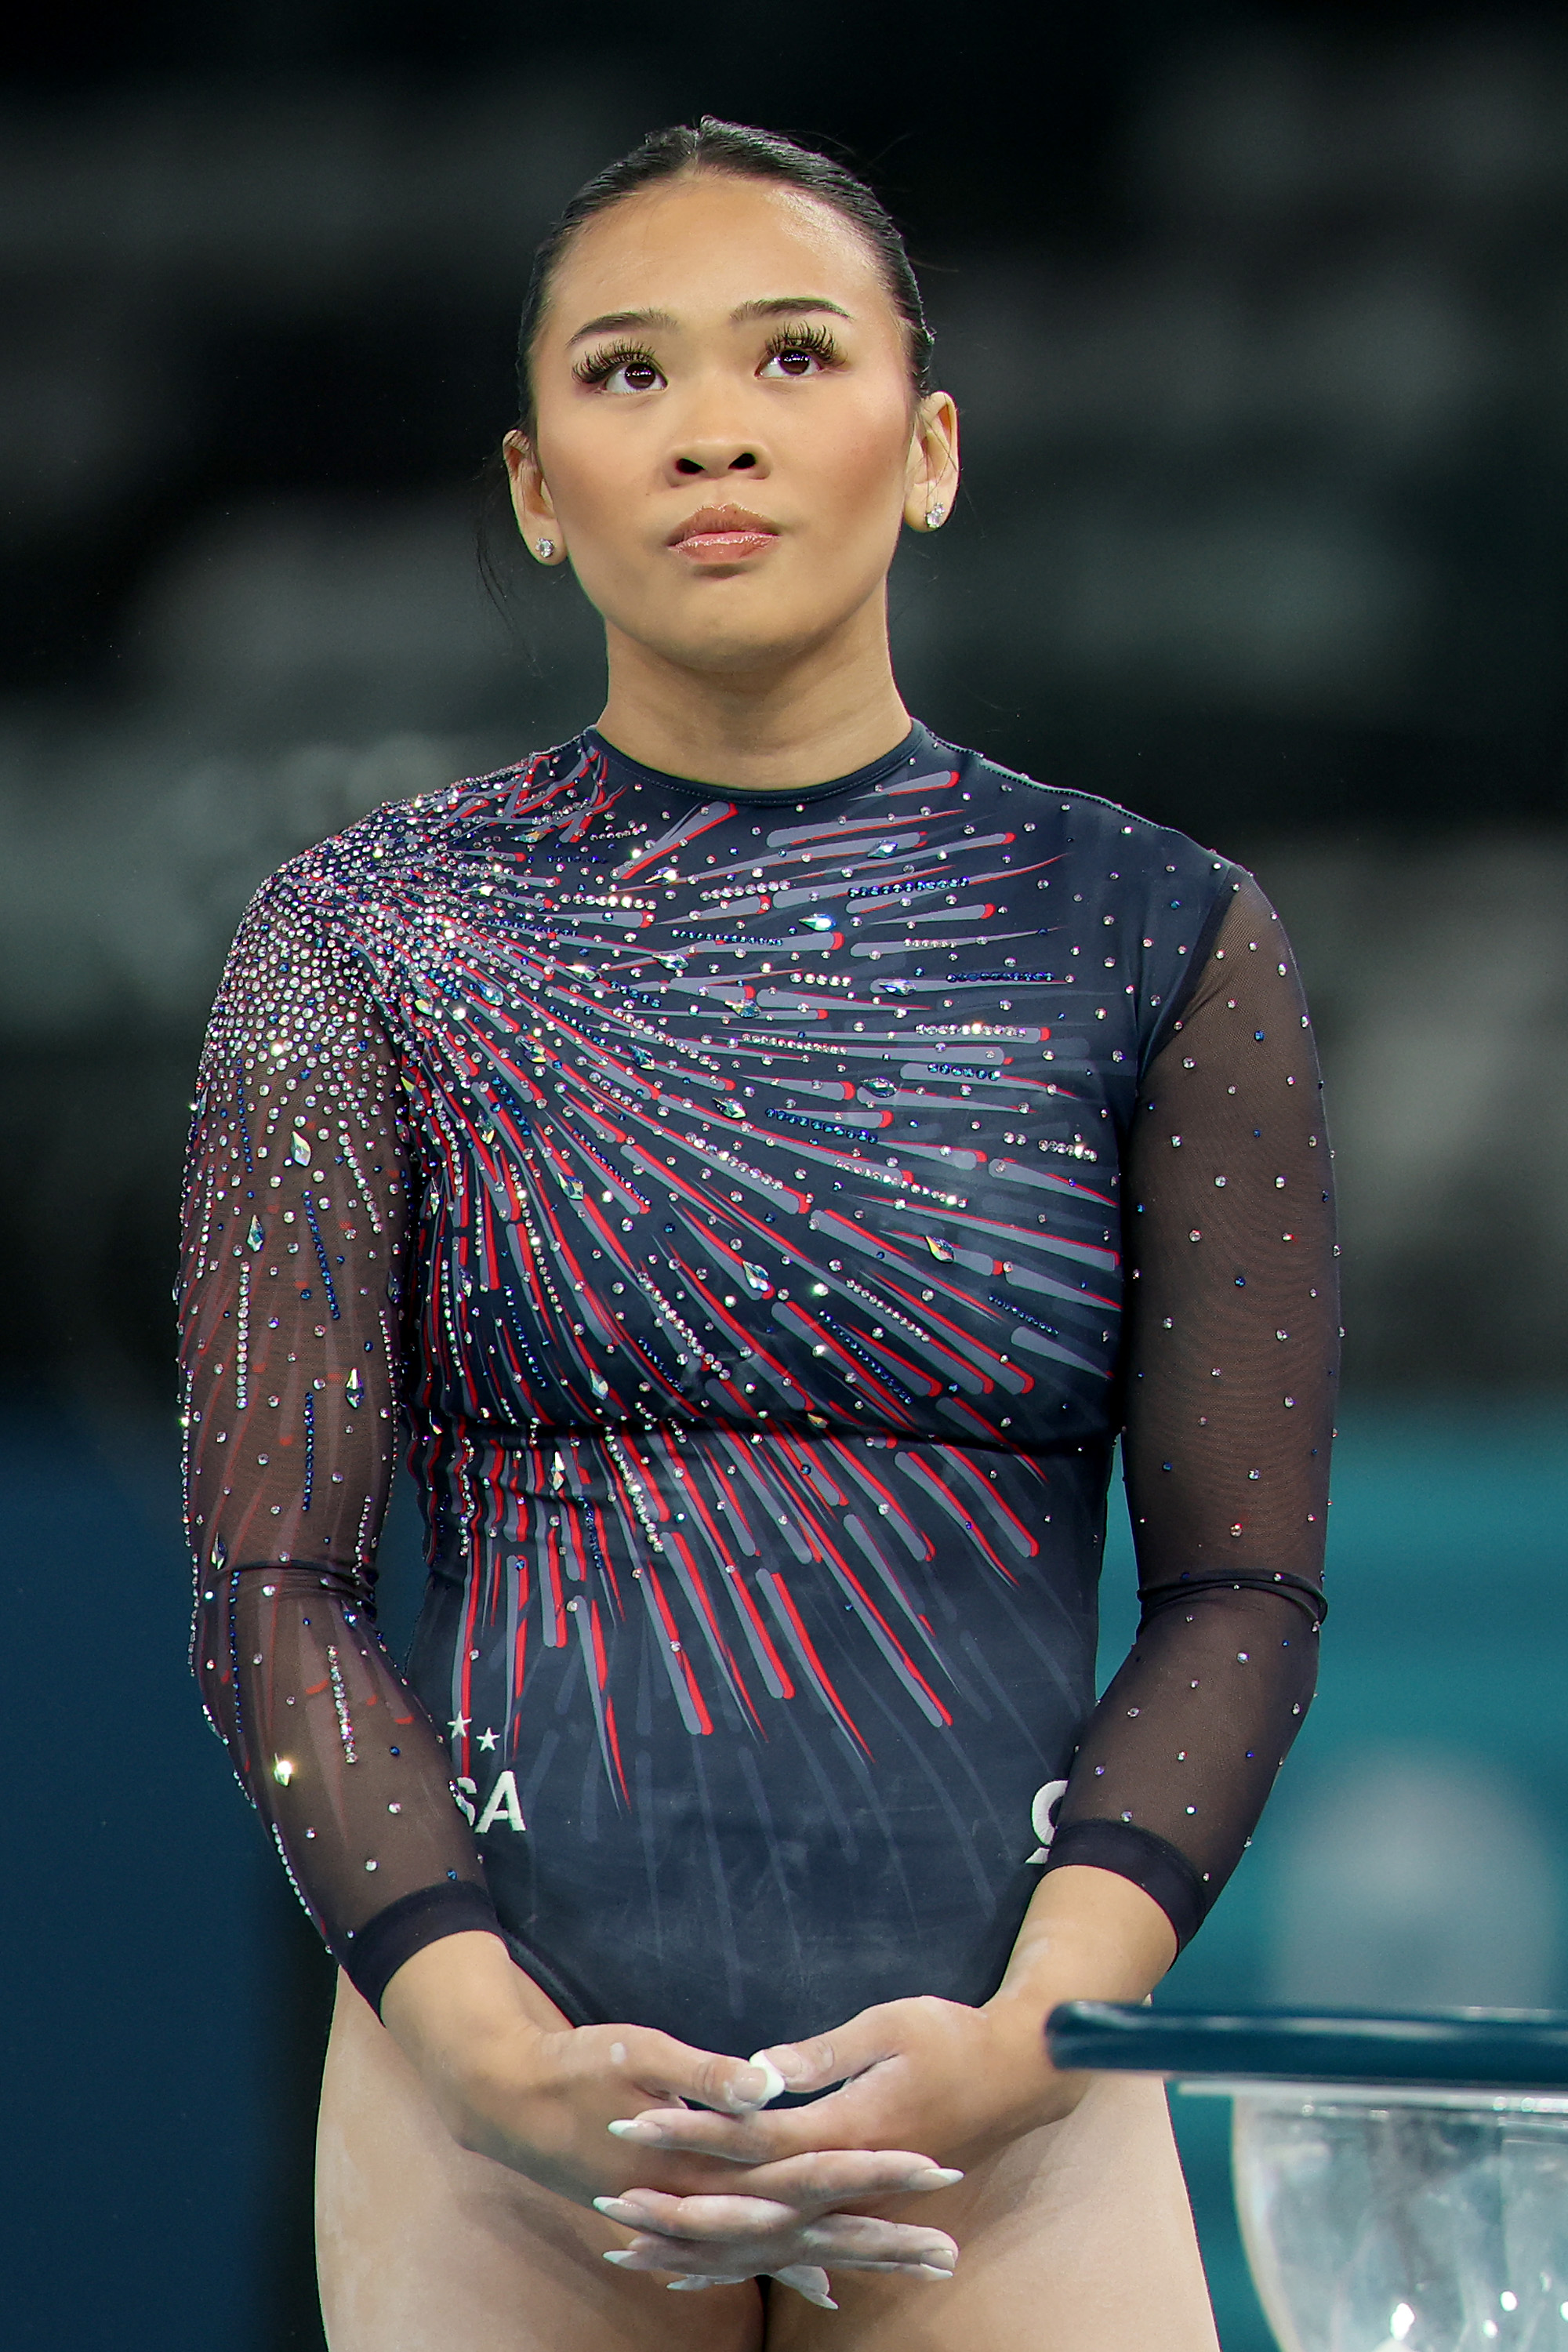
left=595, top=2195, right=958, bottom=2271
left=626, top=2259, right=838, bottom=2310
left=743, top=2054, right=786, bottom=2104
left=595, top=2190, right=798, bottom=2240
left=791, top=2214, right=959, bottom=2274
left=611, top=2096, right=922, bottom=2167
left=731, top=2067, right=924, bottom=2150
left=851, top=2263, right=958, bottom=2278
left=604, top=2246, right=753, bottom=2281
left=742, top=2151, right=964, bottom=2209
left=605, top=2235, right=764, bottom=2277
left=771, top=2266, right=837, bottom=2310
left=752, top=2007, right=901, bottom=2096
left=609, top=2106, right=800, bottom=2163
left=608, top=2226, right=949, bottom=2284
left=604, top=2147, right=960, bottom=2209
left=612, top=2027, right=780, bottom=2116
left=609, top=2095, right=964, bottom=2191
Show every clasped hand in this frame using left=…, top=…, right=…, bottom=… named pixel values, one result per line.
left=382, top=1935, right=1084, bottom=2309
left=598, top=1991, right=1083, bottom=2303
left=445, top=2012, right=968, bottom=2309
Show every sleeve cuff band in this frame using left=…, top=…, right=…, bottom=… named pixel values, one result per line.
left=1042, top=1819, right=1210, bottom=1951
left=333, top=1881, right=505, bottom=2014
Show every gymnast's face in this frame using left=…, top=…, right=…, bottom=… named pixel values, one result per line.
left=505, top=172, right=958, bottom=680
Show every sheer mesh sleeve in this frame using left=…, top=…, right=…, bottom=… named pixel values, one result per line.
left=1045, top=876, right=1338, bottom=1947
left=180, top=874, right=500, bottom=2007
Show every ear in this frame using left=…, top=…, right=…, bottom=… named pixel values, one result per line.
left=902, top=391, right=960, bottom=534
left=503, top=430, right=567, bottom=564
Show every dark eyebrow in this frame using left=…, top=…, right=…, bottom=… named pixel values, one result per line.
left=567, top=309, right=678, bottom=347
left=567, top=297, right=851, bottom=348
left=730, top=296, right=853, bottom=323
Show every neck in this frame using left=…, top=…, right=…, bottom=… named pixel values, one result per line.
left=594, top=594, right=911, bottom=790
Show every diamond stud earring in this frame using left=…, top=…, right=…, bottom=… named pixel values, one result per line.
left=535, top=538, right=555, bottom=560
left=924, top=503, right=946, bottom=531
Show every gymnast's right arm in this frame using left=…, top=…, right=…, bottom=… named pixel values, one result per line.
left=180, top=879, right=958, bottom=2275
left=180, top=871, right=502, bottom=1999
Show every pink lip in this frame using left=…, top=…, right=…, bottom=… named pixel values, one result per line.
left=668, top=504, right=779, bottom=561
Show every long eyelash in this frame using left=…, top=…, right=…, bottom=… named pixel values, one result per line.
left=572, top=323, right=841, bottom=388
left=572, top=339, right=658, bottom=387
left=764, top=322, right=842, bottom=365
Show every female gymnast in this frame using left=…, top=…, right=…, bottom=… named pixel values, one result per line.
left=180, top=118, right=1337, bottom=2350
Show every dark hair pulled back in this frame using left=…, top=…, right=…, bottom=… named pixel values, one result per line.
left=513, top=118, right=933, bottom=437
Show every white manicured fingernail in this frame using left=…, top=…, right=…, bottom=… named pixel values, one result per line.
left=602, top=2249, right=638, bottom=2267
left=910, top=2166, right=964, bottom=2187
left=593, top=2196, right=637, bottom=2217
left=607, top=2118, right=651, bottom=2139
left=776, top=2268, right=837, bottom=2309
left=742, top=2052, right=786, bottom=2103
left=919, top=2261, right=956, bottom=2278
left=666, top=2278, right=711, bottom=2291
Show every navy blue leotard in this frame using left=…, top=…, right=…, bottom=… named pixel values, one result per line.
left=181, top=725, right=1336, bottom=2055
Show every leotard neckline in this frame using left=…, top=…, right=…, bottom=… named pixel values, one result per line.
left=582, top=720, right=931, bottom=804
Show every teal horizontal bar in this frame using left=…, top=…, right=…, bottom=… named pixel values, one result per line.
left=1047, top=2001, right=1568, bottom=2089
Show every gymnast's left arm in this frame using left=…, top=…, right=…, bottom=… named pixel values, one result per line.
left=607, top=874, right=1338, bottom=2180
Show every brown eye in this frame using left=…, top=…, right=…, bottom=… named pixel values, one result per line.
left=759, top=325, right=840, bottom=380
left=573, top=343, right=666, bottom=394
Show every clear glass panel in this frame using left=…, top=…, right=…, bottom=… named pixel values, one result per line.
left=1234, top=2092, right=1568, bottom=2352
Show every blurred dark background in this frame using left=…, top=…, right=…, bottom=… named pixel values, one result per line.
left=0, top=4, right=1563, bottom=2346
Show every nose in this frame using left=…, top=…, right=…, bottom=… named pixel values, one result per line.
left=669, top=441, right=764, bottom=479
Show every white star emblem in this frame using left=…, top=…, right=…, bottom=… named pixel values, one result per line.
left=477, top=1726, right=499, bottom=1752
left=448, top=1715, right=469, bottom=1740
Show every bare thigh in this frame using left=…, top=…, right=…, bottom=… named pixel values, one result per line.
left=316, top=1974, right=1216, bottom=2352
left=314, top=1973, right=762, bottom=2352
left=765, top=2072, right=1219, bottom=2352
